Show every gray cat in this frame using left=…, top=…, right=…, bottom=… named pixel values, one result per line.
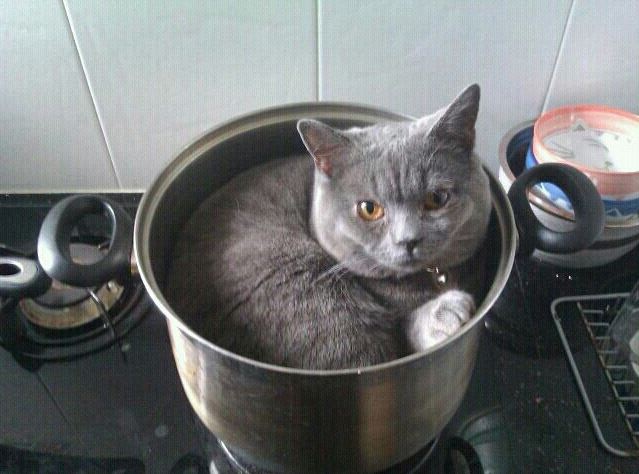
left=166, top=84, right=491, bottom=370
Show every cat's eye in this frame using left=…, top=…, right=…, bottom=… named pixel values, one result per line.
left=357, top=200, right=385, bottom=221
left=424, top=190, right=450, bottom=211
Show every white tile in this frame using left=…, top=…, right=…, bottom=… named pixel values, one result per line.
left=319, top=0, right=573, bottom=172
left=544, top=0, right=639, bottom=112
left=65, top=1, right=317, bottom=190
left=0, top=1, right=118, bottom=192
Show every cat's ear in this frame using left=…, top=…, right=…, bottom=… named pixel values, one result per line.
left=427, top=84, right=480, bottom=154
left=297, top=119, right=352, bottom=177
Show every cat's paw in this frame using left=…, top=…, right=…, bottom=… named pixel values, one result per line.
left=407, top=290, right=475, bottom=352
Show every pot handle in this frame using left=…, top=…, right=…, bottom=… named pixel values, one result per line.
left=37, top=195, right=133, bottom=287
left=444, top=437, right=484, bottom=474
left=508, top=163, right=605, bottom=256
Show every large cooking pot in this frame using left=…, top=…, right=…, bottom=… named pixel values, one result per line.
left=0, top=104, right=604, bottom=472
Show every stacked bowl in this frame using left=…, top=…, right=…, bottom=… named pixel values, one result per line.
left=499, top=105, right=639, bottom=268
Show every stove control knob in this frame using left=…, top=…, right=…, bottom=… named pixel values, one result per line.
left=0, top=256, right=51, bottom=298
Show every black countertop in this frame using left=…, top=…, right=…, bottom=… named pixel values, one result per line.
left=1, top=193, right=638, bottom=473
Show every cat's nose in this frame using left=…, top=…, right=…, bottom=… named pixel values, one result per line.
left=399, top=238, right=423, bottom=257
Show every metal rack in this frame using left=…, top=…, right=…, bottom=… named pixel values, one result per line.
left=552, top=293, right=639, bottom=457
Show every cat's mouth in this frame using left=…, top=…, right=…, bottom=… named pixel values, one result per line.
left=370, top=255, right=432, bottom=278
left=341, top=249, right=432, bottom=279
left=387, top=259, right=427, bottom=274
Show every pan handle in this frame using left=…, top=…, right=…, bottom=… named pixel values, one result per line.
left=508, top=163, right=605, bottom=256
left=37, top=195, right=133, bottom=287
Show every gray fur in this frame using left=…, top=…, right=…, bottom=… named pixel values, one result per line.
left=165, top=84, right=491, bottom=370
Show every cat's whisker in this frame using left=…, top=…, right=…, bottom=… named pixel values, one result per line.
left=327, top=261, right=359, bottom=283
left=366, top=262, right=385, bottom=276
left=315, top=262, right=348, bottom=284
left=314, top=255, right=371, bottom=285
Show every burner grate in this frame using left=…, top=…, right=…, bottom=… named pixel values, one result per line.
left=552, top=293, right=639, bottom=457
left=0, top=282, right=151, bottom=362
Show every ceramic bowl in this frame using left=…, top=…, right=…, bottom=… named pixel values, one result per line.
left=531, top=105, right=639, bottom=200
left=499, top=121, right=639, bottom=268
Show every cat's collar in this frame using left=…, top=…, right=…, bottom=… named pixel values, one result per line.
left=426, top=266, right=448, bottom=286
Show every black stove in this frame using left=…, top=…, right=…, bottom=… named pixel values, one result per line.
left=1, top=194, right=639, bottom=473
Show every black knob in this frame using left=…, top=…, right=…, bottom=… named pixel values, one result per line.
left=0, top=256, right=51, bottom=298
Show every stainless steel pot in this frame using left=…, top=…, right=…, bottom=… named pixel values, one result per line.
left=7, top=104, right=605, bottom=473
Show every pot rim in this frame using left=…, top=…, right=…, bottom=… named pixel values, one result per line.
left=134, top=101, right=517, bottom=376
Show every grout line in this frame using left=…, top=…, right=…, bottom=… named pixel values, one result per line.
left=316, top=0, right=322, bottom=101
left=541, top=0, right=577, bottom=113
left=60, top=0, right=123, bottom=189
left=35, top=374, right=70, bottom=424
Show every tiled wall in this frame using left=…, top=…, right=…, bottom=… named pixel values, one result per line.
left=1, top=0, right=637, bottom=192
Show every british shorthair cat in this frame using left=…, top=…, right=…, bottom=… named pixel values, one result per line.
left=166, top=84, right=491, bottom=369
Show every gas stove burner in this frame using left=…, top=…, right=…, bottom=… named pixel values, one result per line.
left=211, top=438, right=439, bottom=474
left=2, top=281, right=152, bottom=363
left=16, top=242, right=128, bottom=330
left=19, top=279, right=124, bottom=330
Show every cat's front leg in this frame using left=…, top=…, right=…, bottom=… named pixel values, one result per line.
left=406, top=290, right=475, bottom=352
